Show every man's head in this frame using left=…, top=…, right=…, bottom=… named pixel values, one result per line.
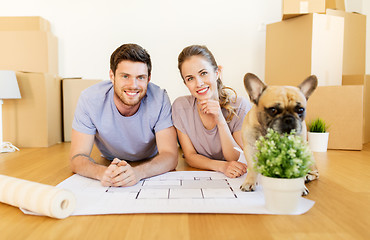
left=109, top=44, right=152, bottom=111
left=110, top=43, right=152, bottom=77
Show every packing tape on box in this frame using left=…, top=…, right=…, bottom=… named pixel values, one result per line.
left=0, top=174, right=76, bottom=219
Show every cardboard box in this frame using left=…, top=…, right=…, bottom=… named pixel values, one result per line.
left=265, top=13, right=344, bottom=87
left=282, top=0, right=325, bottom=20
left=0, top=16, right=50, bottom=31
left=326, top=0, right=345, bottom=10
left=326, top=10, right=366, bottom=75
left=342, top=75, right=370, bottom=143
left=0, top=31, right=58, bottom=75
left=282, top=0, right=345, bottom=20
left=62, top=79, right=103, bottom=141
left=2, top=72, right=62, bottom=147
left=306, top=85, right=363, bottom=150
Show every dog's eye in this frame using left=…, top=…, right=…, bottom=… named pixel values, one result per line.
left=267, top=107, right=278, bottom=116
left=295, top=107, right=305, bottom=117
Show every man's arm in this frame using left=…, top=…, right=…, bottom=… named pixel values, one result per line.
left=110, top=126, right=178, bottom=187
left=70, top=129, right=107, bottom=181
left=136, top=126, right=178, bottom=179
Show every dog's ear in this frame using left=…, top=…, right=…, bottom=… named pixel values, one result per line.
left=298, top=75, right=318, bottom=100
left=244, top=73, right=266, bottom=105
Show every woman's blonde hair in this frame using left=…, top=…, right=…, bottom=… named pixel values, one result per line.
left=178, top=45, right=237, bottom=122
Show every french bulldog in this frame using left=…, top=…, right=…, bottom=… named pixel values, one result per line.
left=240, top=73, right=319, bottom=195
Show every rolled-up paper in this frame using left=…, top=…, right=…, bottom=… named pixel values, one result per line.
left=0, top=174, right=76, bottom=219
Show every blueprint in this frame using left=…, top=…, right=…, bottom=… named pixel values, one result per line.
left=53, top=171, right=315, bottom=215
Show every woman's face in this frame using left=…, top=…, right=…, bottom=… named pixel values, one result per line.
left=180, top=55, right=219, bottom=100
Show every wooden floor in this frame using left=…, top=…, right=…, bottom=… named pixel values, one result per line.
left=0, top=142, right=369, bottom=240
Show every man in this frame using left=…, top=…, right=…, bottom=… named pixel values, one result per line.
left=70, top=43, right=178, bottom=187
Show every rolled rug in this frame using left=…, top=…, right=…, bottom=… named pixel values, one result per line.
left=0, top=174, right=75, bottom=219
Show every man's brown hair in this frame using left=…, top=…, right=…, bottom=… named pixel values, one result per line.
left=110, top=43, right=152, bottom=76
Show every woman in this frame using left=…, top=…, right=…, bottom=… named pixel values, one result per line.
left=172, top=45, right=251, bottom=178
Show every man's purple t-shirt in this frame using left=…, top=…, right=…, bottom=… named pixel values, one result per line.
left=72, top=80, right=173, bottom=161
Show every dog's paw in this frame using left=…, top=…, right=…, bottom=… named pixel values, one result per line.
left=240, top=182, right=256, bottom=192
left=302, top=185, right=309, bottom=196
left=305, top=169, right=319, bottom=183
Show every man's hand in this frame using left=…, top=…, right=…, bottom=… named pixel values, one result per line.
left=100, top=158, right=120, bottom=186
left=221, top=161, right=247, bottom=178
left=100, top=158, right=141, bottom=187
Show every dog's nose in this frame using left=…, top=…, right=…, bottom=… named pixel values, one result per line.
left=283, top=116, right=295, bottom=125
left=281, top=115, right=297, bottom=134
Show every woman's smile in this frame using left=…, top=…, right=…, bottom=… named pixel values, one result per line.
left=196, top=86, right=209, bottom=94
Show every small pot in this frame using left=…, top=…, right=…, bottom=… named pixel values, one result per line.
left=260, top=175, right=305, bottom=214
left=307, top=132, right=329, bottom=152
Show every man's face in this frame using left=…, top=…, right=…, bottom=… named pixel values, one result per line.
left=110, top=60, right=150, bottom=107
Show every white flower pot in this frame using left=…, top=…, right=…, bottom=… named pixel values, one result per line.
left=260, top=175, right=305, bottom=214
left=307, top=132, right=329, bottom=152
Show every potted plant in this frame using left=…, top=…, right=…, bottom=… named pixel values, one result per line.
left=307, top=118, right=329, bottom=152
left=254, top=129, right=313, bottom=214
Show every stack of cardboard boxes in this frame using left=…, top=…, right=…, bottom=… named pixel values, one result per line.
left=62, top=78, right=102, bottom=142
left=0, top=17, right=103, bottom=146
left=1, top=16, right=62, bottom=147
left=265, top=0, right=368, bottom=150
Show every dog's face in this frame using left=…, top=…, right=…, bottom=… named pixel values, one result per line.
left=244, top=73, right=318, bottom=135
left=256, top=86, right=307, bottom=134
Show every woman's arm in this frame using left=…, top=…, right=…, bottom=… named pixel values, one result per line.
left=216, top=118, right=243, bottom=161
left=198, top=99, right=242, bottom=162
left=177, top=129, right=246, bottom=178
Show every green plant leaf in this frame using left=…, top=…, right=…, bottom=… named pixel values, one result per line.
left=308, top=118, right=328, bottom=133
left=254, top=129, right=313, bottom=178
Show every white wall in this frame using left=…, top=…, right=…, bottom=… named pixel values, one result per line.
left=346, top=0, right=362, bottom=12
left=0, top=0, right=281, bottom=101
left=0, top=0, right=369, bottom=102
